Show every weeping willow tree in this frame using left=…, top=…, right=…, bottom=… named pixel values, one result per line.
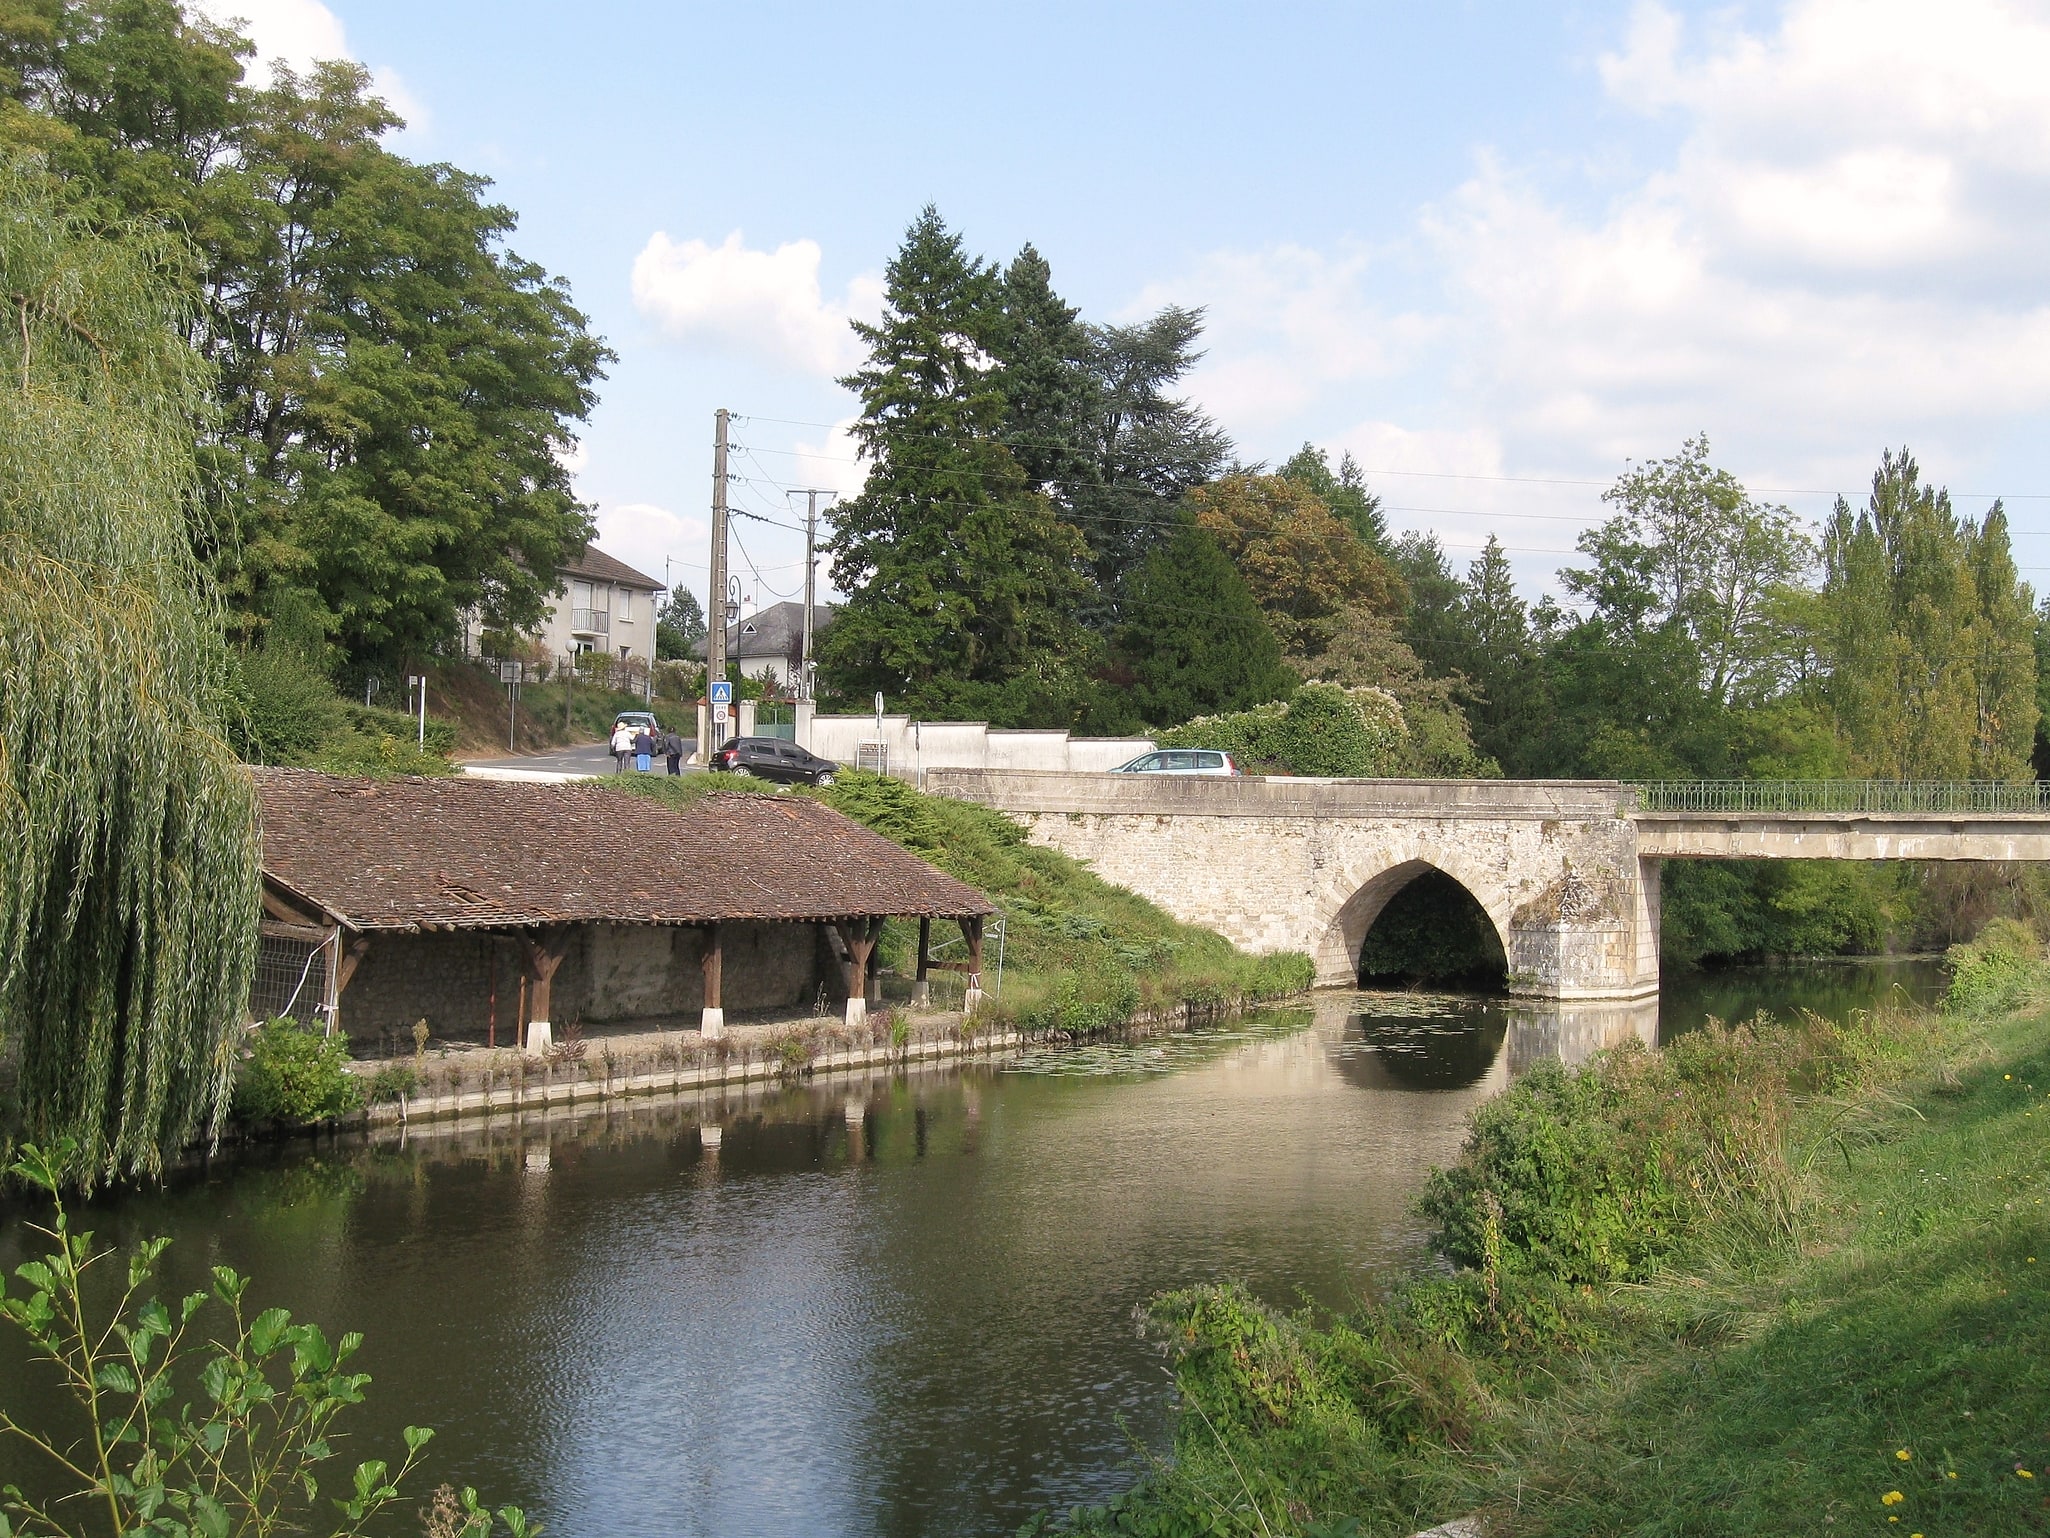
left=0, top=163, right=261, bottom=1186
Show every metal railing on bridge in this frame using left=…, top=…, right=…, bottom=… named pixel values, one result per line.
left=1626, top=780, right=2050, bottom=814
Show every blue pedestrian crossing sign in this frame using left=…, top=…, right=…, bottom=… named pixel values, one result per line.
left=709, top=680, right=733, bottom=705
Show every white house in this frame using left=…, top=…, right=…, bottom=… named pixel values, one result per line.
left=689, top=601, right=836, bottom=687
left=531, top=546, right=664, bottom=667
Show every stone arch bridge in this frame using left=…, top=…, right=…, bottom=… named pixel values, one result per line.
left=924, top=772, right=2050, bottom=999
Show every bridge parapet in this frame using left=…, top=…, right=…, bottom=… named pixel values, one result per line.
left=924, top=769, right=1628, bottom=820
left=1628, top=780, right=2050, bottom=814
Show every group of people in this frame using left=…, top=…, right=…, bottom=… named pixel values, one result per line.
left=611, top=720, right=687, bottom=775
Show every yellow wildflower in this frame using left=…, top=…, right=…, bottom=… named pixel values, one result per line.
left=2021, top=1469, right=2036, bottom=1479
left=1883, top=1490, right=1905, bottom=1505
left=1896, top=1449, right=1912, bottom=1461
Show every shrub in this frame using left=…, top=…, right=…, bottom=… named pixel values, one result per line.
left=227, top=647, right=344, bottom=764
left=1158, top=683, right=1408, bottom=777
left=365, top=1062, right=419, bottom=1103
left=1943, top=915, right=2048, bottom=1016
left=233, top=1018, right=364, bottom=1127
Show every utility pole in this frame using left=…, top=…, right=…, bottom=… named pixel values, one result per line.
left=790, top=489, right=836, bottom=702
left=708, top=408, right=731, bottom=750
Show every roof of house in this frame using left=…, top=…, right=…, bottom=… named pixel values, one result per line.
left=560, top=545, right=663, bottom=591
left=688, top=601, right=835, bottom=661
left=253, top=768, right=994, bottom=933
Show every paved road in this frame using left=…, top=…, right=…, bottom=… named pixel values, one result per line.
left=461, top=742, right=704, bottom=778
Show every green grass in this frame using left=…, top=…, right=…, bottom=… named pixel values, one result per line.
left=1500, top=1010, right=2050, bottom=1537
left=1042, top=964, right=2050, bottom=1537
left=611, top=771, right=1313, bottom=1029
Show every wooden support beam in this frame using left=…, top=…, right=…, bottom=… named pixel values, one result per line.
left=329, top=933, right=370, bottom=1038
left=914, top=917, right=931, bottom=1007
left=259, top=918, right=332, bottom=944
left=521, top=927, right=573, bottom=1052
left=960, top=914, right=986, bottom=1017
left=699, top=922, right=725, bottom=1038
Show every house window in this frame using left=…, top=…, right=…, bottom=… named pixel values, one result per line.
left=618, top=645, right=630, bottom=660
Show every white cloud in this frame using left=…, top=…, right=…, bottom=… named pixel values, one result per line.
left=591, top=503, right=708, bottom=597
left=194, top=0, right=427, bottom=133
left=631, top=232, right=881, bottom=377
left=1124, top=245, right=1440, bottom=433
left=1154, top=0, right=2050, bottom=531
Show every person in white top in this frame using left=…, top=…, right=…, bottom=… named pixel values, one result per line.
left=609, top=721, right=634, bottom=773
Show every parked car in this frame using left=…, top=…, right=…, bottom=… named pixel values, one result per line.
left=709, top=736, right=840, bottom=786
left=1110, top=749, right=1240, bottom=776
left=613, top=710, right=658, bottom=733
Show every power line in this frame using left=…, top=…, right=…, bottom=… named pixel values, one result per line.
left=734, top=420, right=2050, bottom=501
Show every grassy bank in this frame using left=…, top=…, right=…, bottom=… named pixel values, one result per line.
left=1038, top=925, right=2050, bottom=1537
left=612, top=771, right=1313, bottom=1029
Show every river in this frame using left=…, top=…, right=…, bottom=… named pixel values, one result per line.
left=0, top=960, right=1941, bottom=1537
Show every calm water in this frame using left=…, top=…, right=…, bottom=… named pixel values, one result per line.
left=0, top=962, right=1942, bottom=1537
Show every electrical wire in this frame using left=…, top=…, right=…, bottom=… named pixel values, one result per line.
left=734, top=417, right=2050, bottom=501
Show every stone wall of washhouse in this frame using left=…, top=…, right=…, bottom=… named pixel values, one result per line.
left=338, top=921, right=825, bottom=1051
left=1008, top=810, right=1661, bottom=1000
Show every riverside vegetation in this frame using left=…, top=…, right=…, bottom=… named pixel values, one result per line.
left=1028, top=924, right=2050, bottom=1537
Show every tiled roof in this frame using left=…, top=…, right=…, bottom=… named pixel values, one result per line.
left=254, top=768, right=995, bottom=932
left=688, top=601, right=835, bottom=661
left=560, top=545, right=663, bottom=591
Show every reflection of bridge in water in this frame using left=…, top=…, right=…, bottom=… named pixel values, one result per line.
left=928, top=772, right=2050, bottom=1001
left=1332, top=992, right=1659, bottom=1101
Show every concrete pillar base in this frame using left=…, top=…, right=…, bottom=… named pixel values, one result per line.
left=700, top=1124, right=723, bottom=1151
left=911, top=980, right=931, bottom=1008
left=700, top=1007, right=725, bottom=1039
left=525, top=1018, right=553, bottom=1056
left=963, top=988, right=985, bottom=1019
left=845, top=996, right=868, bottom=1031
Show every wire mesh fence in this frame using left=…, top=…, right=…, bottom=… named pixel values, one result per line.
left=1626, top=781, right=2050, bottom=814
left=249, top=931, right=332, bottom=1027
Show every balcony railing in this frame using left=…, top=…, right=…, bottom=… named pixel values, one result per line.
left=1626, top=780, right=2050, bottom=814
left=569, top=607, right=609, bottom=635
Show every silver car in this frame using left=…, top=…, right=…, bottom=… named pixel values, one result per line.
left=1110, top=749, right=1240, bottom=776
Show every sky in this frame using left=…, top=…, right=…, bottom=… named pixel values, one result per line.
left=203, top=0, right=2050, bottom=618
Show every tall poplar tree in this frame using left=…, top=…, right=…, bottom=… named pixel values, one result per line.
left=1821, top=449, right=2034, bottom=780
left=819, top=207, right=1094, bottom=725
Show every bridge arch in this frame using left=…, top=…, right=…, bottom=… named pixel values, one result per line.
left=1314, top=855, right=1515, bottom=988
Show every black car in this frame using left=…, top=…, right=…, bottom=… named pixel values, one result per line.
left=709, top=736, right=841, bottom=786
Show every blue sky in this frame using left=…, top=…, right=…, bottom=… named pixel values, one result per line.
left=210, top=0, right=2050, bottom=615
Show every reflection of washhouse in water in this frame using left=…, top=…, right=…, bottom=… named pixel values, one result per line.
left=1335, top=995, right=1661, bottom=1092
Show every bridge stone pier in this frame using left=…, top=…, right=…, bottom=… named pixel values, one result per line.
left=926, top=772, right=1661, bottom=999
left=925, top=772, right=2050, bottom=1001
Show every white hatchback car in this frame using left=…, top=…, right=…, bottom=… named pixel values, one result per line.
left=1110, top=749, right=1240, bottom=776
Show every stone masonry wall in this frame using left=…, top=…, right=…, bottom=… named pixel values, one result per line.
left=338, top=920, right=822, bottom=1050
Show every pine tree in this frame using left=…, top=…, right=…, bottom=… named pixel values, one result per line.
left=818, top=207, right=1094, bottom=725
left=1117, top=521, right=1294, bottom=727
left=1280, top=443, right=1387, bottom=550
left=993, top=243, right=1098, bottom=504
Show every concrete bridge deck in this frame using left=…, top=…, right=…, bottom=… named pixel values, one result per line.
left=924, top=770, right=2050, bottom=1001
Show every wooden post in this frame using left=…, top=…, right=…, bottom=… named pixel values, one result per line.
left=961, top=915, right=986, bottom=1018
left=700, top=922, right=725, bottom=1038
left=835, top=918, right=878, bottom=1030
left=864, top=915, right=885, bottom=1008
left=329, top=934, right=370, bottom=1040
left=913, top=916, right=932, bottom=1008
left=522, top=927, right=572, bottom=1054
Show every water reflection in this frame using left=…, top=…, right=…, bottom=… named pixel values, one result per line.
left=0, top=972, right=1913, bottom=1538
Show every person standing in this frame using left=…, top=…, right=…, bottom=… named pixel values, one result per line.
left=610, top=720, right=633, bottom=773
left=633, top=726, right=655, bottom=773
left=664, top=728, right=684, bottom=776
